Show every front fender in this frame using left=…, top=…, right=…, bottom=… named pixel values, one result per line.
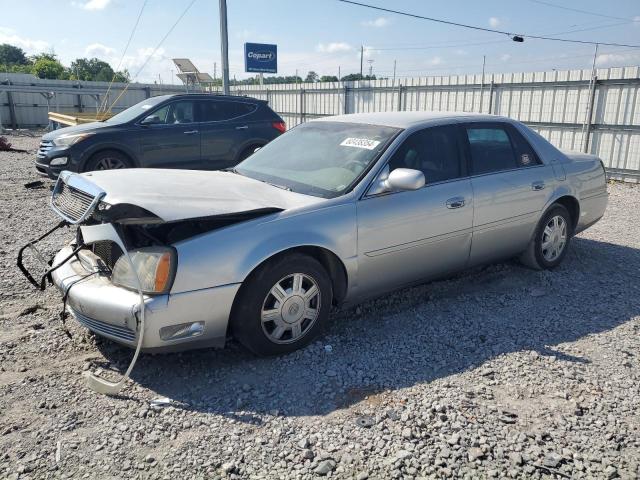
left=171, top=203, right=357, bottom=294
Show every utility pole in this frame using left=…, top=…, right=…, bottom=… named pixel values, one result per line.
left=338, top=66, right=341, bottom=81
left=367, top=59, right=374, bottom=78
left=479, top=55, right=486, bottom=113
left=360, top=45, right=364, bottom=78
left=214, top=62, right=217, bottom=80
left=392, top=59, right=397, bottom=86
left=219, top=0, right=230, bottom=94
left=582, top=43, right=599, bottom=152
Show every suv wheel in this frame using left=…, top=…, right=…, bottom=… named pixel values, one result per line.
left=85, top=150, right=132, bottom=172
left=231, top=253, right=333, bottom=356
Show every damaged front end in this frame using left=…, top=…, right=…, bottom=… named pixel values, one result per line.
left=17, top=170, right=280, bottom=395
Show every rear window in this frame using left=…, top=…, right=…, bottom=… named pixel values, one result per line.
left=466, top=126, right=518, bottom=175
left=200, top=101, right=257, bottom=122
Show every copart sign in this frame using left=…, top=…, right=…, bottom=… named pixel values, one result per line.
left=244, top=43, right=278, bottom=74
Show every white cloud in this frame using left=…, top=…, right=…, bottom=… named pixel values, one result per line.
left=454, top=49, right=468, bottom=56
left=85, top=43, right=115, bottom=57
left=73, top=0, right=111, bottom=10
left=429, top=56, right=443, bottom=66
left=633, top=16, right=640, bottom=26
left=316, top=42, right=352, bottom=53
left=500, top=54, right=512, bottom=62
left=489, top=17, right=501, bottom=28
left=596, top=52, right=640, bottom=67
left=0, top=27, right=50, bottom=54
left=362, top=17, right=389, bottom=28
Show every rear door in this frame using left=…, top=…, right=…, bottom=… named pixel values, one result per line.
left=137, top=100, right=201, bottom=168
left=198, top=100, right=259, bottom=170
left=356, top=125, right=473, bottom=296
left=464, top=122, right=555, bottom=266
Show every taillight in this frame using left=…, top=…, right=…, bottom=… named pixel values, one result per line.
left=272, top=121, right=286, bottom=134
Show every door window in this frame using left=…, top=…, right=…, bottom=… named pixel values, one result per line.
left=466, top=126, right=518, bottom=174
left=387, top=125, right=463, bottom=184
left=506, top=125, right=541, bottom=167
left=143, top=101, right=195, bottom=125
left=200, top=101, right=257, bottom=122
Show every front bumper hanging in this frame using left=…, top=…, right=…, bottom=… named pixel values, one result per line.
left=16, top=220, right=147, bottom=396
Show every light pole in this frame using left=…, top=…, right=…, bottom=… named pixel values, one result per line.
left=219, top=0, right=230, bottom=94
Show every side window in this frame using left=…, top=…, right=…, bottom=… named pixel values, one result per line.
left=168, top=101, right=195, bottom=124
left=200, top=101, right=257, bottom=122
left=387, top=125, right=463, bottom=184
left=466, top=126, right=518, bottom=175
left=506, top=125, right=541, bottom=167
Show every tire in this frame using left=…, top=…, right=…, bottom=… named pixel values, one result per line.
left=84, top=150, right=132, bottom=172
left=231, top=253, right=333, bottom=356
left=520, top=204, right=572, bottom=270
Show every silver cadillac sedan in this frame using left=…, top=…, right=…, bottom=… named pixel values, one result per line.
left=21, top=111, right=607, bottom=391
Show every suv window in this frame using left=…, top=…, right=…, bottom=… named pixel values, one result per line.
left=388, top=125, right=463, bottom=184
left=200, top=100, right=257, bottom=122
left=466, top=126, right=518, bottom=175
left=144, top=100, right=195, bottom=125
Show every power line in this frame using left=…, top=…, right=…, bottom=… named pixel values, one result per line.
left=336, top=0, right=640, bottom=48
left=107, top=0, right=198, bottom=111
left=369, top=21, right=630, bottom=51
left=99, top=0, right=148, bottom=113
left=526, top=0, right=639, bottom=23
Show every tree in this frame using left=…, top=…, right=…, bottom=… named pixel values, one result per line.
left=340, top=73, right=376, bottom=82
left=32, top=58, right=66, bottom=79
left=0, top=44, right=28, bottom=66
left=305, top=71, right=319, bottom=83
left=320, top=75, right=339, bottom=82
left=70, top=57, right=128, bottom=82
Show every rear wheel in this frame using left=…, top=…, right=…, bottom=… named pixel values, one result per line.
left=231, top=254, right=333, bottom=356
left=237, top=144, right=262, bottom=163
left=520, top=204, right=572, bottom=270
left=85, top=150, right=132, bottom=172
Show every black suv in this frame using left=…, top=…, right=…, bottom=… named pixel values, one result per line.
left=36, top=94, right=285, bottom=178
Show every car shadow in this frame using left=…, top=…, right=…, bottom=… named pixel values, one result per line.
left=93, top=236, right=639, bottom=419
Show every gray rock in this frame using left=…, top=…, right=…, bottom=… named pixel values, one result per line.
left=314, top=459, right=336, bottom=475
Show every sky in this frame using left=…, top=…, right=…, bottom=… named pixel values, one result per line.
left=1, top=0, right=639, bottom=84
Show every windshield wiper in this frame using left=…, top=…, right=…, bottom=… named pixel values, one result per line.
left=262, top=180, right=291, bottom=191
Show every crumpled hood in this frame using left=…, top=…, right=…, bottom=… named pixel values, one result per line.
left=79, top=168, right=323, bottom=222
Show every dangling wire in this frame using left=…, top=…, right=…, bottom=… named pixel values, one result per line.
left=98, top=0, right=149, bottom=116
left=105, top=0, right=198, bottom=114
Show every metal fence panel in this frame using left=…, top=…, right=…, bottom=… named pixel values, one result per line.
left=2, top=67, right=639, bottom=181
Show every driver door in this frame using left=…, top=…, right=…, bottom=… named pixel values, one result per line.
left=137, top=100, right=201, bottom=168
left=356, top=125, right=473, bottom=297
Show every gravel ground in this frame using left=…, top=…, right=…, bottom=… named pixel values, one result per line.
left=1, top=133, right=639, bottom=480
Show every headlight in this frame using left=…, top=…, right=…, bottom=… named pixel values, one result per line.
left=52, top=132, right=94, bottom=147
left=50, top=157, right=68, bottom=166
left=111, top=247, right=176, bottom=294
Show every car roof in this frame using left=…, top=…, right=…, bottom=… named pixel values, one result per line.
left=159, top=93, right=267, bottom=103
left=313, top=111, right=512, bottom=129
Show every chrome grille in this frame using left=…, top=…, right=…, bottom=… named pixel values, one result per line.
left=70, top=306, right=136, bottom=343
left=50, top=172, right=104, bottom=224
left=37, top=140, right=53, bottom=159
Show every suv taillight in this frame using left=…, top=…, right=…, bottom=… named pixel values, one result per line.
left=272, top=121, right=286, bottom=134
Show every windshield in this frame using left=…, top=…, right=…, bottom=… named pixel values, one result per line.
left=105, top=95, right=169, bottom=124
left=235, top=121, right=400, bottom=198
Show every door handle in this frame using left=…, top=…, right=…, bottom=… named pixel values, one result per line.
left=446, top=197, right=466, bottom=209
left=531, top=181, right=545, bottom=191
left=235, top=125, right=249, bottom=130
left=183, top=130, right=198, bottom=135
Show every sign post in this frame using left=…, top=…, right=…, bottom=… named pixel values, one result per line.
left=244, top=43, right=278, bottom=74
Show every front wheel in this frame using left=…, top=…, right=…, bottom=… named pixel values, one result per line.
left=231, top=254, right=333, bottom=356
left=520, top=204, right=572, bottom=270
left=84, top=150, right=132, bottom=172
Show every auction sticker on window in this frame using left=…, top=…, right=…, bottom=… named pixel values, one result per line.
left=340, top=137, right=381, bottom=150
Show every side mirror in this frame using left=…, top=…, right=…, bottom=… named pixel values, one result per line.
left=385, top=168, right=425, bottom=191
left=141, top=114, right=162, bottom=125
